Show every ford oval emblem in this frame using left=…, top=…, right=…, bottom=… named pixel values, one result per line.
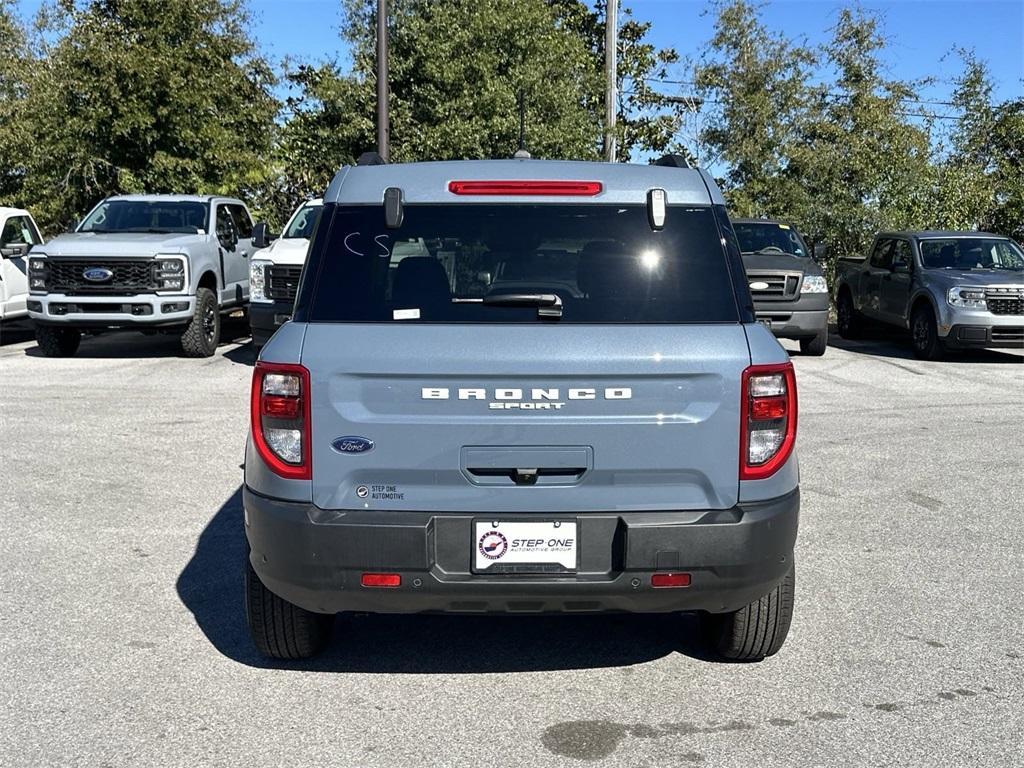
left=331, top=436, right=374, bottom=454
left=749, top=281, right=770, bottom=291
left=83, top=267, right=114, bottom=282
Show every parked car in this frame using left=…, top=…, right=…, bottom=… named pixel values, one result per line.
left=835, top=231, right=1024, bottom=359
left=733, top=218, right=829, bottom=355
left=243, top=155, right=800, bottom=662
left=248, top=199, right=323, bottom=347
left=0, top=206, right=43, bottom=323
left=27, top=195, right=255, bottom=357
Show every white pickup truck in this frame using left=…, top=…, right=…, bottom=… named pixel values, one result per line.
left=27, top=194, right=255, bottom=357
left=0, top=207, right=43, bottom=323
left=248, top=198, right=322, bottom=347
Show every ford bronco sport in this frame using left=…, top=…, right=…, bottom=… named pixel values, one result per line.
left=243, top=157, right=800, bottom=661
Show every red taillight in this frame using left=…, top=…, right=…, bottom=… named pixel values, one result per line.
left=740, top=362, right=797, bottom=481
left=250, top=361, right=311, bottom=480
left=447, top=180, right=603, bottom=196
left=651, top=573, right=691, bottom=588
left=361, top=573, right=401, bottom=588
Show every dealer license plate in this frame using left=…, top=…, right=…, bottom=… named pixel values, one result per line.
left=474, top=521, right=578, bottom=572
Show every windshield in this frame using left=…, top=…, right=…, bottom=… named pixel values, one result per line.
left=919, top=238, right=1024, bottom=271
left=283, top=203, right=323, bottom=239
left=79, top=200, right=208, bottom=234
left=306, top=204, right=740, bottom=323
left=734, top=222, right=809, bottom=257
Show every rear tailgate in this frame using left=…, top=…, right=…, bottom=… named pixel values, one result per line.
left=302, top=324, right=749, bottom=512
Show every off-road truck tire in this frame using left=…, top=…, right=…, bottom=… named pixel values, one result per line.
left=711, top=560, right=795, bottom=661
left=35, top=326, right=81, bottom=357
left=245, top=558, right=333, bottom=659
left=181, top=287, right=220, bottom=357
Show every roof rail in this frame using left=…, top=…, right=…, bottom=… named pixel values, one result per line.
left=356, top=151, right=387, bottom=166
left=653, top=154, right=691, bottom=169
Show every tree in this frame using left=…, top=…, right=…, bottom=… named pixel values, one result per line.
left=18, top=0, right=278, bottom=231
left=0, top=0, right=29, bottom=200
left=694, top=0, right=816, bottom=218
left=793, top=8, right=933, bottom=262
left=987, top=98, right=1024, bottom=238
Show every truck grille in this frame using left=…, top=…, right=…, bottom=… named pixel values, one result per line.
left=746, top=271, right=802, bottom=301
left=267, top=265, right=302, bottom=302
left=46, top=259, right=156, bottom=295
left=985, top=287, right=1023, bottom=316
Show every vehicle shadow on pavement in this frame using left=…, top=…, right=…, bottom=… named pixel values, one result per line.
left=19, top=321, right=253, bottom=359
left=827, top=331, right=1022, bottom=364
left=0, top=319, right=36, bottom=346
left=177, top=488, right=719, bottom=673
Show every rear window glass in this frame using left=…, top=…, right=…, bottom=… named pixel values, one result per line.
left=734, top=222, right=809, bottom=257
left=306, top=205, right=739, bottom=323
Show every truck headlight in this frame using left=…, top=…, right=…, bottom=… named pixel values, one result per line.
left=154, top=255, right=187, bottom=292
left=28, top=255, right=48, bottom=291
left=801, top=275, right=828, bottom=294
left=250, top=259, right=272, bottom=303
left=947, top=287, right=987, bottom=309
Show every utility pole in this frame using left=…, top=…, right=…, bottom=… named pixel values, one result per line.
left=604, top=0, right=618, bottom=163
left=376, top=0, right=390, bottom=162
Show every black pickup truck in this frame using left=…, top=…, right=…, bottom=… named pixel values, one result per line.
left=734, top=219, right=830, bottom=355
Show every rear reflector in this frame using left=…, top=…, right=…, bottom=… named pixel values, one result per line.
left=448, top=180, right=603, bottom=196
left=361, top=573, right=401, bottom=588
left=651, top=573, right=691, bottom=588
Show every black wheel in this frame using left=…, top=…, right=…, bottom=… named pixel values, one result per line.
left=799, top=327, right=828, bottom=356
left=911, top=304, right=945, bottom=360
left=836, top=290, right=861, bottom=339
left=181, top=287, right=220, bottom=357
left=245, top=557, right=333, bottom=659
left=710, top=560, right=795, bottom=661
left=35, top=325, right=81, bottom=357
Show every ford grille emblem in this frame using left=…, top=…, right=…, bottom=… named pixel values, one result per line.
left=83, top=267, right=114, bottom=282
left=331, top=436, right=374, bottom=454
left=749, top=281, right=770, bottom=291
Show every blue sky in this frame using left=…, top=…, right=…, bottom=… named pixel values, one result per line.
left=14, top=0, right=1024, bottom=105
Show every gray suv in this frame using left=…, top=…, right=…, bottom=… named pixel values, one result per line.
left=835, top=231, right=1024, bottom=358
left=243, top=157, right=800, bottom=661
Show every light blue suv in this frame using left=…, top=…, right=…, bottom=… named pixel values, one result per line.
left=243, top=155, right=800, bottom=661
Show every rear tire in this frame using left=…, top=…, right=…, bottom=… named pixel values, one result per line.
left=35, top=325, right=81, bottom=357
left=245, top=557, right=333, bottom=659
left=799, top=327, right=828, bottom=356
left=911, top=304, right=945, bottom=360
left=711, top=560, right=795, bottom=661
left=181, top=287, right=220, bottom=357
left=836, top=291, right=861, bottom=339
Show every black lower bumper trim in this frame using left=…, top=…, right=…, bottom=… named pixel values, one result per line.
left=249, top=301, right=292, bottom=346
left=244, top=488, right=800, bottom=616
left=946, top=324, right=1024, bottom=349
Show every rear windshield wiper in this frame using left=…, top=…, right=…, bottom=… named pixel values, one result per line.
left=482, top=293, right=563, bottom=319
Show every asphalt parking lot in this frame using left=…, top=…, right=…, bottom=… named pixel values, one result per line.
left=1, top=322, right=1021, bottom=767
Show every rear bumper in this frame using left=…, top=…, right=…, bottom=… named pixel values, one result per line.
left=941, top=323, right=1023, bottom=349
left=249, top=301, right=293, bottom=346
left=244, top=487, right=799, bottom=615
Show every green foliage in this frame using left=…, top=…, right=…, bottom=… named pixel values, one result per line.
left=16, top=0, right=278, bottom=232
left=695, top=0, right=815, bottom=218
left=695, top=1, right=1024, bottom=287
left=0, top=0, right=28, bottom=199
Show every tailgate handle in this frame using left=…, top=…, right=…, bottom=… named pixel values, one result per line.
left=466, top=467, right=587, bottom=486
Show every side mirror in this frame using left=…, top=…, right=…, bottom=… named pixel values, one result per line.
left=477, top=270, right=493, bottom=285
left=0, top=243, right=29, bottom=258
left=892, top=261, right=910, bottom=274
left=813, top=243, right=829, bottom=263
left=252, top=222, right=275, bottom=250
